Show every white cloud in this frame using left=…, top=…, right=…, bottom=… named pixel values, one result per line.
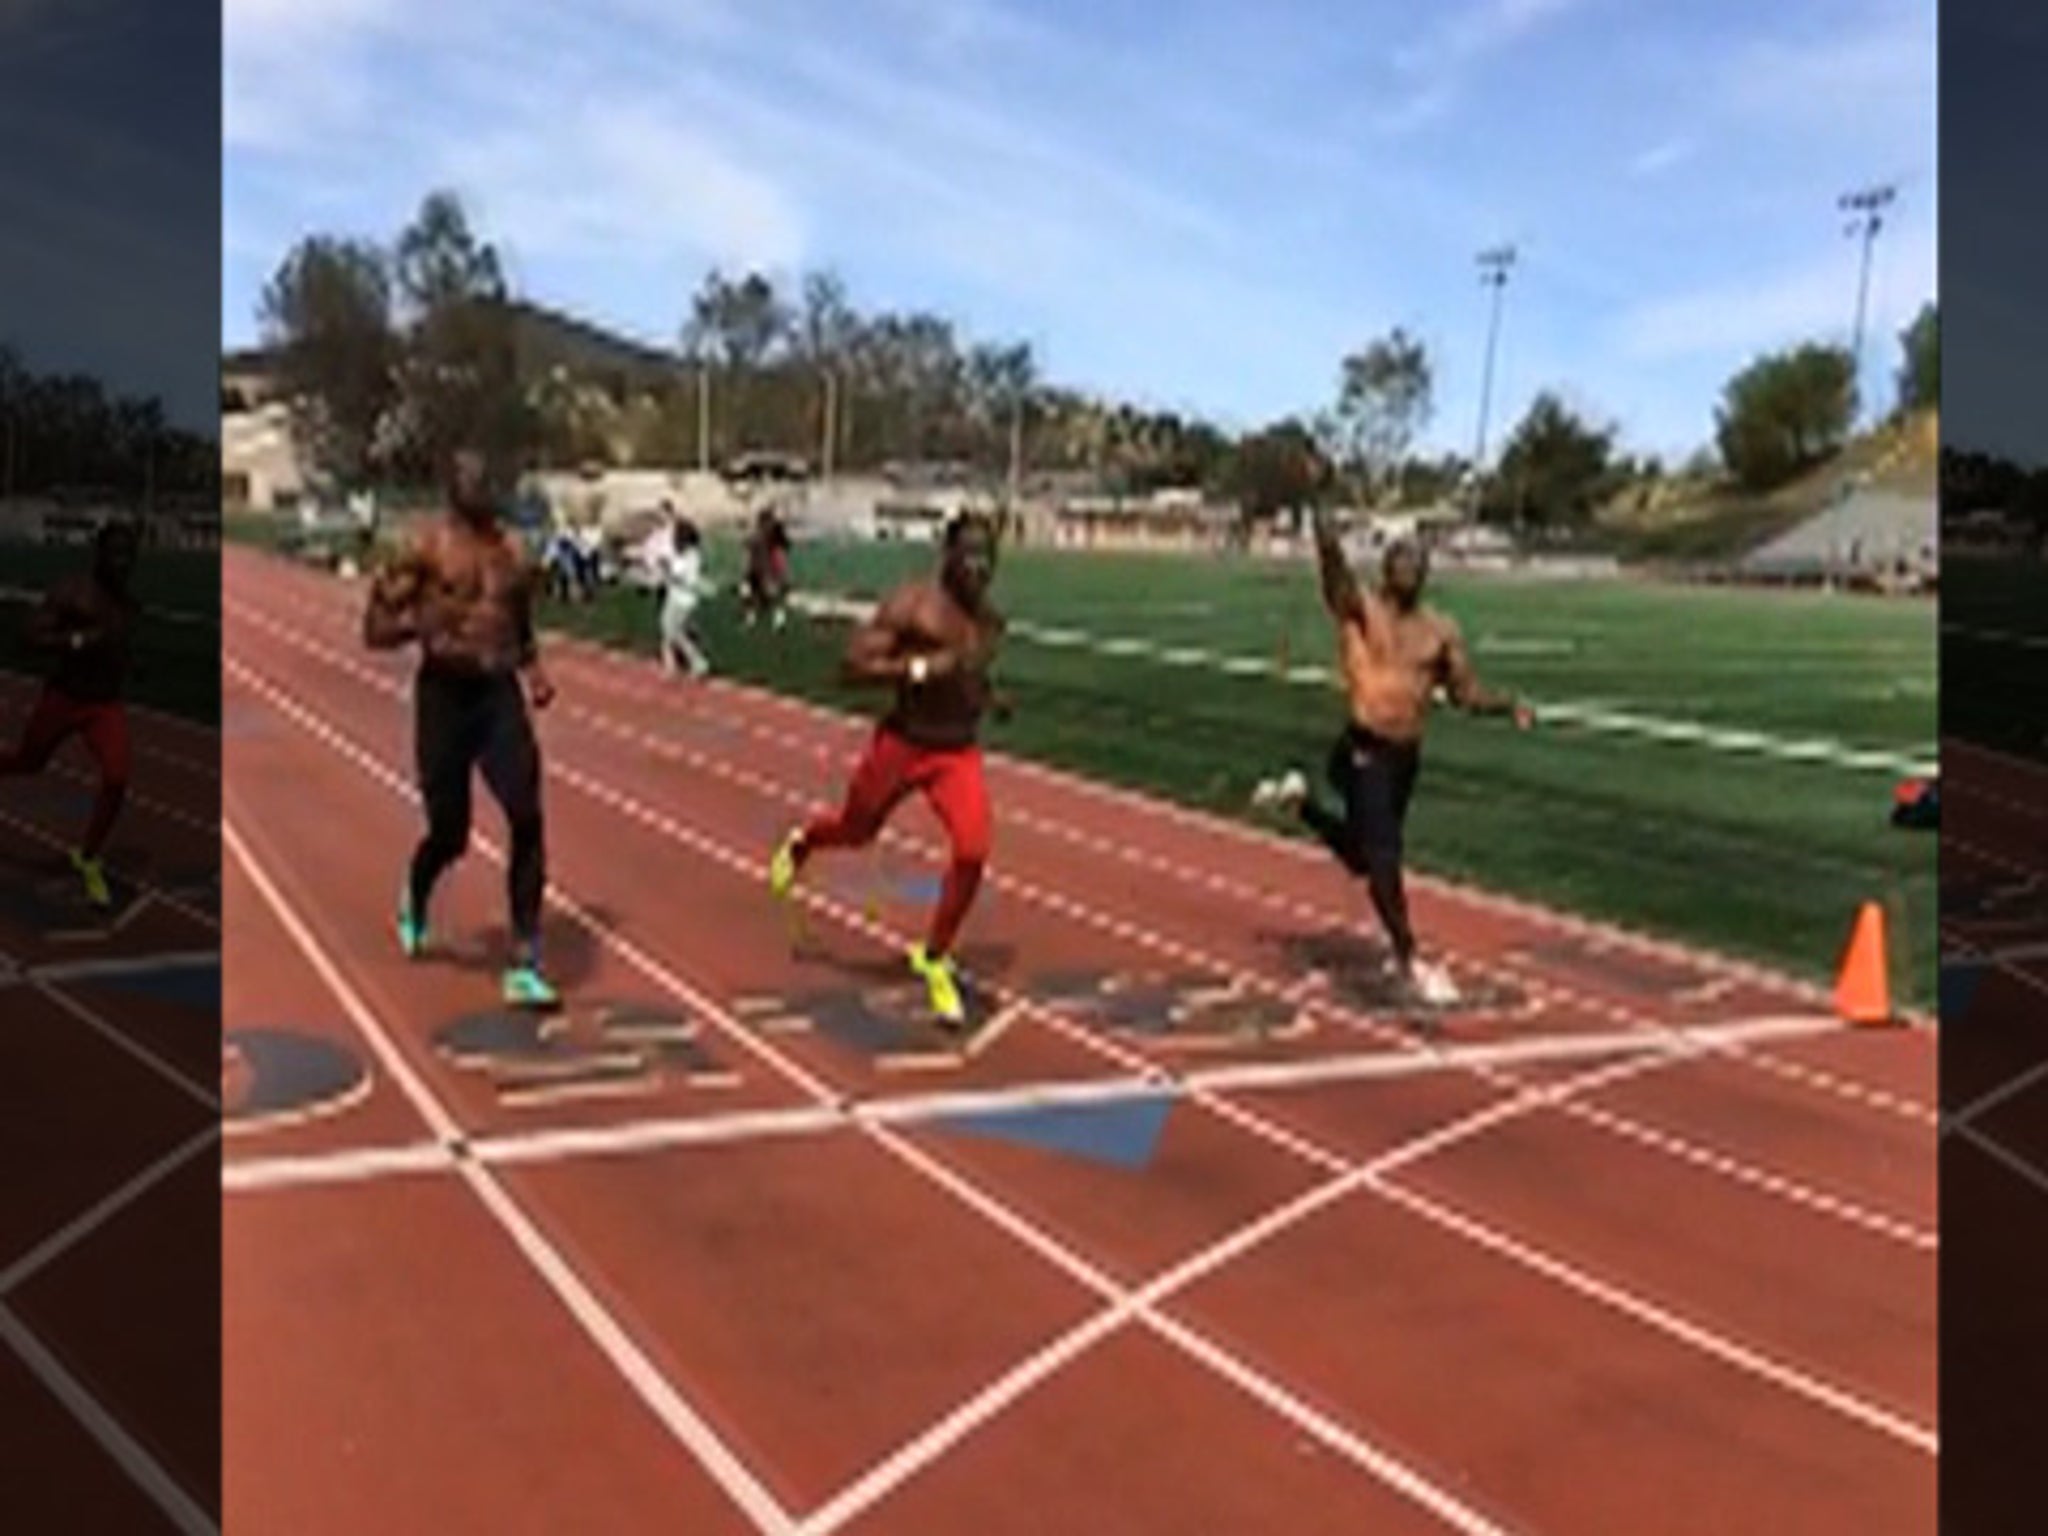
left=1719, top=3, right=1933, bottom=141
left=1378, top=0, right=1586, bottom=132
left=443, top=101, right=806, bottom=275
left=1628, top=138, right=1695, bottom=179
left=1612, top=226, right=1936, bottom=367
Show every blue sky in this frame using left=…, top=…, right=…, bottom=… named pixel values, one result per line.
left=1940, top=1, right=2044, bottom=462
left=224, top=0, right=1934, bottom=464
left=3, top=0, right=219, bottom=432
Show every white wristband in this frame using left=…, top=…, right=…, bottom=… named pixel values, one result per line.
left=908, top=655, right=929, bottom=685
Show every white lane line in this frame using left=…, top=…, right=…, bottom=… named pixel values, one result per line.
left=33, top=977, right=219, bottom=1112
left=0, top=1305, right=218, bottom=1535
left=223, top=815, right=800, bottom=1536
left=225, top=1020, right=1847, bottom=1195
left=0, top=1126, right=219, bottom=1296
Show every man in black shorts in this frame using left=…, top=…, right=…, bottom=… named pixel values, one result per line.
left=1254, top=511, right=1531, bottom=1005
left=363, top=448, right=560, bottom=1009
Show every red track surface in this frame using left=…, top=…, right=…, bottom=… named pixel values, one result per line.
left=1932, top=738, right=2048, bottom=1526
left=0, top=671, right=220, bottom=1531
left=222, top=546, right=1936, bottom=1535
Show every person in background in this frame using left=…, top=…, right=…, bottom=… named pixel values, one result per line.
left=650, top=506, right=711, bottom=678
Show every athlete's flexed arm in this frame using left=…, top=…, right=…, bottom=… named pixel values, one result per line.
left=363, top=535, right=429, bottom=651
left=1310, top=506, right=1365, bottom=625
left=843, top=585, right=957, bottom=687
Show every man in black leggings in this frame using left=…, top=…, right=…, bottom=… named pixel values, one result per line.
left=1253, top=511, right=1532, bottom=1006
left=363, top=448, right=560, bottom=1010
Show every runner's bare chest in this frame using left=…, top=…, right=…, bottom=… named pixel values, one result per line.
left=1348, top=597, right=1449, bottom=682
left=890, top=590, right=1002, bottom=748
left=419, top=525, right=531, bottom=672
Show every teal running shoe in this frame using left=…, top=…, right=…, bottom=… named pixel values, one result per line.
left=397, top=886, right=428, bottom=959
left=502, top=964, right=561, bottom=1011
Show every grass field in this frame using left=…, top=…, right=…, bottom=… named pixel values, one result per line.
left=537, top=532, right=1936, bottom=1006
left=1940, top=550, right=2046, bottom=759
left=0, top=538, right=220, bottom=723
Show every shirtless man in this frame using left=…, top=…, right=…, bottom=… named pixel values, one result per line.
left=0, top=521, right=141, bottom=908
left=1254, top=510, right=1532, bottom=1005
left=768, top=512, right=1006, bottom=1024
left=364, top=448, right=560, bottom=1010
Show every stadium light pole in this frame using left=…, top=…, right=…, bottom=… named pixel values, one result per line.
left=1471, top=244, right=1517, bottom=511
left=696, top=359, right=710, bottom=473
left=820, top=368, right=837, bottom=484
left=1840, top=182, right=1897, bottom=424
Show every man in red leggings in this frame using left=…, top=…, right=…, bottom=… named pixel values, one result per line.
left=769, top=513, right=1004, bottom=1024
left=0, top=522, right=141, bottom=908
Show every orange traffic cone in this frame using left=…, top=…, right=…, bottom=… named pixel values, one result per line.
left=1833, top=902, right=1893, bottom=1027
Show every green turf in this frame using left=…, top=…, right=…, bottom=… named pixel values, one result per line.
left=536, top=533, right=1935, bottom=1007
left=1938, top=550, right=2047, bottom=760
left=0, top=539, right=220, bottom=724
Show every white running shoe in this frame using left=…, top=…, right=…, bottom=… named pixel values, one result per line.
left=1411, top=960, right=1461, bottom=1008
left=1250, top=768, right=1308, bottom=811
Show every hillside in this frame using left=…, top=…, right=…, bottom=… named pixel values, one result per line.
left=227, top=300, right=684, bottom=394
left=1599, top=410, right=1936, bottom=563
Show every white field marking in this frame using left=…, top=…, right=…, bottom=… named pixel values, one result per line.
left=3, top=948, right=218, bottom=988
left=223, top=816, right=801, bottom=1536
left=32, top=975, right=219, bottom=1111
left=1953, top=1123, right=2048, bottom=1200
left=1366, top=1177, right=1937, bottom=1455
left=232, top=605, right=1942, bottom=1228
left=224, top=1141, right=458, bottom=1193
left=232, top=572, right=1888, bottom=1018
left=227, top=1020, right=1846, bottom=1197
left=778, top=588, right=1932, bottom=775
left=1941, top=622, right=2048, bottom=650
left=0, top=1125, right=219, bottom=1295
left=0, top=1305, right=219, bottom=1536
left=231, top=627, right=1942, bottom=1459
left=1559, top=1095, right=1934, bottom=1250
left=1944, top=1052, right=2048, bottom=1140
left=222, top=658, right=1532, bottom=1536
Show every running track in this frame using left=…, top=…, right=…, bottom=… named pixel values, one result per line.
left=1934, top=737, right=2048, bottom=1527
left=223, top=545, right=1935, bottom=1535
left=0, top=670, right=220, bottom=1531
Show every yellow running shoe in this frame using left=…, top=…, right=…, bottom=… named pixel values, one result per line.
left=71, top=850, right=111, bottom=909
left=769, top=829, right=805, bottom=901
left=908, top=944, right=965, bottom=1025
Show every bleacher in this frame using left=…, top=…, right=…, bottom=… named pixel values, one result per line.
left=1739, top=487, right=1936, bottom=589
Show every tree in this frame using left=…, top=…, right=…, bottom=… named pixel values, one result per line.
left=1896, top=302, right=1937, bottom=415
left=1397, top=451, right=1471, bottom=508
left=1713, top=342, right=1858, bottom=492
left=1484, top=391, right=1618, bottom=528
left=257, top=236, right=399, bottom=487
left=390, top=191, right=530, bottom=480
left=1227, top=419, right=1332, bottom=525
left=1331, top=328, right=1433, bottom=505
